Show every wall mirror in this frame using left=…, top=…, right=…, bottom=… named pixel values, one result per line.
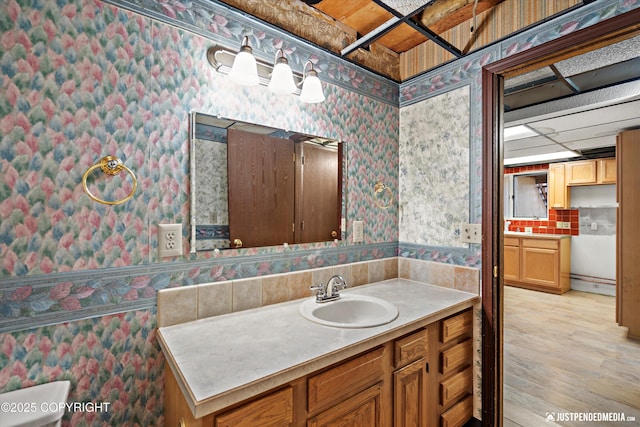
left=503, top=171, right=548, bottom=219
left=189, top=112, right=344, bottom=252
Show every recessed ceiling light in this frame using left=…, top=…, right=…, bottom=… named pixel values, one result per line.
left=504, top=124, right=540, bottom=141
left=504, top=150, right=580, bottom=166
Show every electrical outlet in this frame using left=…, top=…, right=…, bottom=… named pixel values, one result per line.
left=158, top=223, right=182, bottom=257
left=557, top=221, right=571, bottom=229
left=460, top=223, right=482, bottom=244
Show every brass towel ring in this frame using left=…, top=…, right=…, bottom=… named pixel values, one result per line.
left=374, top=182, right=392, bottom=209
left=82, top=155, right=137, bottom=205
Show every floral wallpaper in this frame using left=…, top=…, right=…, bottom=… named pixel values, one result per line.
left=1, top=0, right=637, bottom=424
left=1, top=309, right=163, bottom=426
left=399, top=85, right=470, bottom=248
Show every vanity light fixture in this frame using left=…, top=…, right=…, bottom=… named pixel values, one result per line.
left=207, top=42, right=325, bottom=103
left=268, top=49, right=297, bottom=95
left=299, top=61, right=326, bottom=104
left=228, top=36, right=259, bottom=86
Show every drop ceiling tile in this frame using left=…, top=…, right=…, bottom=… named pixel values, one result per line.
left=379, top=0, right=432, bottom=15
left=554, top=35, right=640, bottom=76
left=504, top=67, right=556, bottom=91
left=563, top=136, right=616, bottom=150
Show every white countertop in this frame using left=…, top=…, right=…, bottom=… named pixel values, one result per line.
left=505, top=231, right=571, bottom=239
left=158, top=278, right=479, bottom=418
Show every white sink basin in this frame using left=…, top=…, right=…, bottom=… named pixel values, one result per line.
left=299, top=294, right=399, bottom=328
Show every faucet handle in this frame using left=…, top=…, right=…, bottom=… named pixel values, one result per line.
left=310, top=284, right=324, bottom=297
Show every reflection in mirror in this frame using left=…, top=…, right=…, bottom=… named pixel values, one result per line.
left=189, top=112, right=343, bottom=252
left=503, top=171, right=548, bottom=219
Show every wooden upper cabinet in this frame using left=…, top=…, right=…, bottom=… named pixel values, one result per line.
left=547, top=163, right=570, bottom=209
left=565, top=160, right=597, bottom=185
left=565, top=158, right=616, bottom=186
left=597, top=158, right=616, bottom=184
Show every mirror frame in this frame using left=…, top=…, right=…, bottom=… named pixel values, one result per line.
left=189, top=111, right=346, bottom=252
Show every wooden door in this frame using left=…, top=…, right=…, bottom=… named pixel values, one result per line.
left=394, top=359, right=428, bottom=427
left=227, top=129, right=295, bottom=248
left=295, top=142, right=340, bottom=244
left=617, top=130, right=640, bottom=339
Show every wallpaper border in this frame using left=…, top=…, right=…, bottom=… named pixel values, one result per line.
left=0, top=242, right=398, bottom=333
left=102, top=0, right=399, bottom=105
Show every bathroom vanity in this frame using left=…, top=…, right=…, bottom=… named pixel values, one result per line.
left=158, top=279, right=478, bottom=427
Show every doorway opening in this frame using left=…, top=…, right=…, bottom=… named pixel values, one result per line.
left=480, top=8, right=640, bottom=426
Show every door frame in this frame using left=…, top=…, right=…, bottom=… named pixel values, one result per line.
left=481, top=8, right=640, bottom=426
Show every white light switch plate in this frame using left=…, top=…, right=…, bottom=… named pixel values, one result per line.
left=353, top=220, right=364, bottom=243
left=460, top=223, right=482, bottom=244
left=158, top=223, right=182, bottom=257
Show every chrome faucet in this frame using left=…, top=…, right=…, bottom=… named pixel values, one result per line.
left=310, top=275, right=348, bottom=303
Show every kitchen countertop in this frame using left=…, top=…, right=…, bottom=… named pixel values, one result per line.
left=505, top=231, right=571, bottom=239
left=157, top=278, right=479, bottom=419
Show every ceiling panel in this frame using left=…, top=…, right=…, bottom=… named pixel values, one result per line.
left=554, top=35, right=640, bottom=76
left=527, top=100, right=640, bottom=135
left=563, top=136, right=617, bottom=151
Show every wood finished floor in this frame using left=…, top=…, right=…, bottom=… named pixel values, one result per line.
left=503, top=286, right=640, bottom=427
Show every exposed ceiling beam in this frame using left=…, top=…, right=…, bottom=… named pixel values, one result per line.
left=418, top=0, right=504, bottom=34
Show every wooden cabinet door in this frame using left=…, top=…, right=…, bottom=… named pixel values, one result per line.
left=521, top=246, right=559, bottom=288
left=547, top=163, right=569, bottom=209
left=394, top=359, right=429, bottom=427
left=597, top=158, right=616, bottom=184
left=308, top=384, right=383, bottom=427
left=566, top=160, right=597, bottom=185
left=503, top=242, right=520, bottom=283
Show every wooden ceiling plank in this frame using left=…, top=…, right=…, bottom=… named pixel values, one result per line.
left=378, top=24, right=428, bottom=52
left=343, top=4, right=393, bottom=35
left=314, top=0, right=372, bottom=21
left=419, top=0, right=504, bottom=34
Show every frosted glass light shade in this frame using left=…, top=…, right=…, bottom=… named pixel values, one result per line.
left=268, top=58, right=296, bottom=95
left=299, top=70, right=325, bottom=103
left=229, top=44, right=259, bottom=86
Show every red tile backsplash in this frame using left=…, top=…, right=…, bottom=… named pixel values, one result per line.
left=505, top=208, right=579, bottom=236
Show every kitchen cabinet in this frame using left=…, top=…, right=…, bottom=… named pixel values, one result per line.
left=597, top=158, right=616, bottom=184
left=565, top=160, right=597, bottom=185
left=164, top=308, right=474, bottom=427
left=617, top=130, right=640, bottom=340
left=503, top=234, right=571, bottom=294
left=503, top=237, right=520, bottom=282
left=548, top=163, right=570, bottom=209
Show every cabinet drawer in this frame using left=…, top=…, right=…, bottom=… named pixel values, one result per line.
left=214, top=386, right=293, bottom=427
left=504, top=237, right=520, bottom=247
left=441, top=339, right=472, bottom=377
left=522, top=238, right=558, bottom=250
left=441, top=395, right=473, bottom=427
left=440, top=310, right=472, bottom=344
left=394, top=328, right=428, bottom=369
left=440, top=366, right=472, bottom=408
left=308, top=346, right=385, bottom=414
